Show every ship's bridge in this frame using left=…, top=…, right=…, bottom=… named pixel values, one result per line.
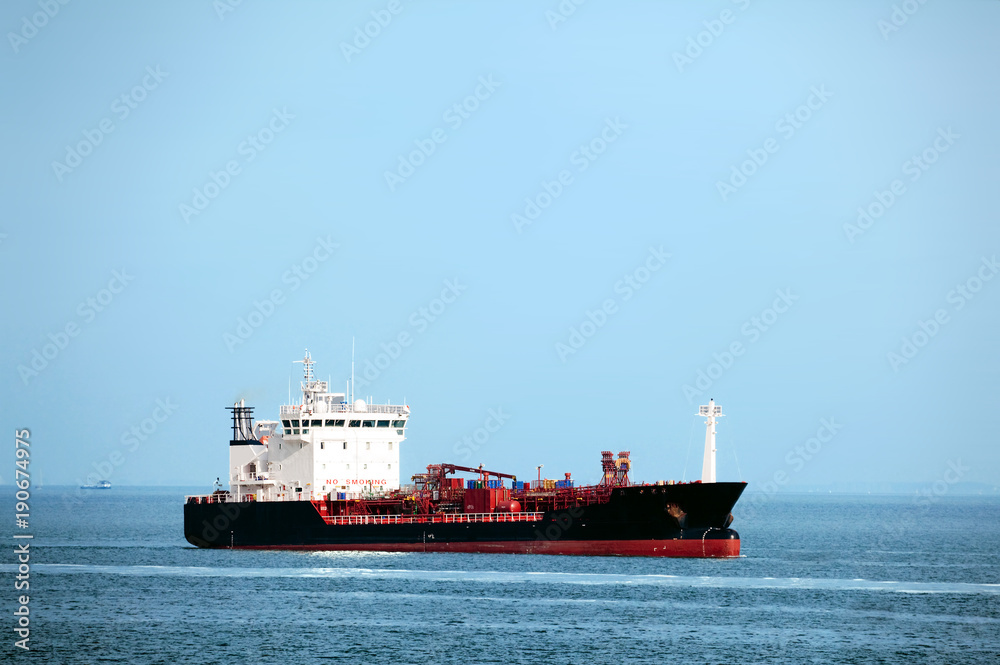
left=279, top=402, right=409, bottom=435
left=230, top=350, right=410, bottom=503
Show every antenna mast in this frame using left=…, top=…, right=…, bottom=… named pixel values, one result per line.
left=293, top=349, right=316, bottom=407
left=698, top=399, right=723, bottom=483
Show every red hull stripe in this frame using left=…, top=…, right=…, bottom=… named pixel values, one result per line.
left=230, top=538, right=740, bottom=558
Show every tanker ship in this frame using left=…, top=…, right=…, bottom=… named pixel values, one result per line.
left=184, top=351, right=746, bottom=557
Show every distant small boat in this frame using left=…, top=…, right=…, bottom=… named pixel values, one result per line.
left=80, top=480, right=111, bottom=490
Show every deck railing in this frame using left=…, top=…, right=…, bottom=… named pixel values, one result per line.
left=318, top=512, right=545, bottom=526
left=279, top=403, right=408, bottom=416
left=186, top=494, right=237, bottom=504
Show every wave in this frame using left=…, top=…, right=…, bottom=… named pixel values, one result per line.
left=11, top=563, right=1000, bottom=595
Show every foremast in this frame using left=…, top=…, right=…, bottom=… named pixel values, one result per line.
left=699, top=399, right=723, bottom=483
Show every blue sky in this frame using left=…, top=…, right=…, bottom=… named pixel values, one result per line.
left=2, top=1, right=997, bottom=491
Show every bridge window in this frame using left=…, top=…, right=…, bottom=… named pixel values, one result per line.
left=343, top=442, right=347, bottom=450
left=362, top=420, right=376, bottom=427
left=349, top=420, right=361, bottom=427
left=311, top=420, right=321, bottom=427
left=292, top=429, right=299, bottom=435
left=392, top=420, right=406, bottom=428
left=377, top=420, right=390, bottom=428
left=326, top=419, right=345, bottom=427
left=320, top=442, right=324, bottom=450
left=291, top=420, right=299, bottom=427
left=282, top=420, right=291, bottom=428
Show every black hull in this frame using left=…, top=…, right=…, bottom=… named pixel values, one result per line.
left=185, top=482, right=746, bottom=557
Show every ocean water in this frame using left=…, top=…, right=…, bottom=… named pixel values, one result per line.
left=3, top=488, right=998, bottom=664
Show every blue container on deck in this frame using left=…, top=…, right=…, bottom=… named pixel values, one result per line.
left=466, top=480, right=475, bottom=489
left=488, top=480, right=499, bottom=489
left=337, top=492, right=346, bottom=500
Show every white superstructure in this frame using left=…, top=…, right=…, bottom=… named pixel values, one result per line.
left=229, top=350, right=409, bottom=502
left=699, top=399, right=723, bottom=484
